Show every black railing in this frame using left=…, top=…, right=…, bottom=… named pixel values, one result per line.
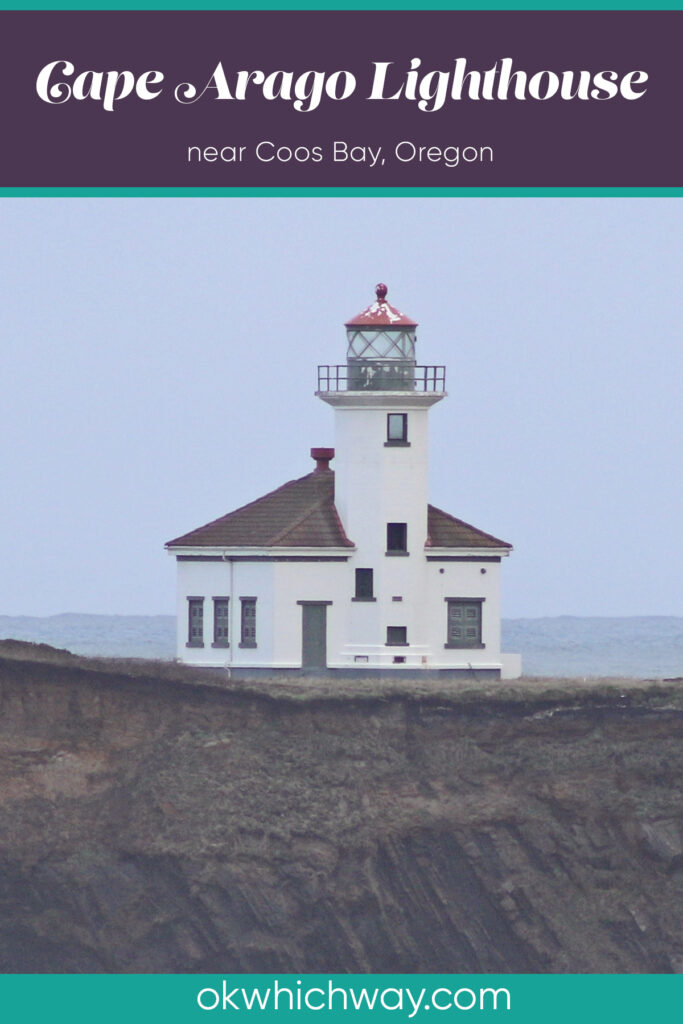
left=317, top=364, right=446, bottom=393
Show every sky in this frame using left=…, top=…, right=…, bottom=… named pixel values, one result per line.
left=1, top=198, right=682, bottom=619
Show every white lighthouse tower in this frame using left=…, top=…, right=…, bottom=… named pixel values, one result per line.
left=167, top=284, right=521, bottom=679
left=317, top=284, right=446, bottom=666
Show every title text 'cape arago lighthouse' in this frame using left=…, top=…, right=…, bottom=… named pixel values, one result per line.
left=167, top=285, right=521, bottom=678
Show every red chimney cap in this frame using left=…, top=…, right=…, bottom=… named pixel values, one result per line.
left=311, top=447, right=335, bottom=473
left=345, top=283, right=418, bottom=328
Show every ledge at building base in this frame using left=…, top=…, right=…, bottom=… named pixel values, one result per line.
left=178, top=650, right=523, bottom=679
left=210, top=666, right=506, bottom=679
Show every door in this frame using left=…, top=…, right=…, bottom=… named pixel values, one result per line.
left=301, top=603, right=328, bottom=670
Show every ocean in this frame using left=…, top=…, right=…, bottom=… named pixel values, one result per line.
left=1, top=613, right=682, bottom=678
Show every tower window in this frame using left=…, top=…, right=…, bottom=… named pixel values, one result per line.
left=386, top=522, right=408, bottom=554
left=445, top=599, right=485, bottom=649
left=386, top=413, right=409, bottom=445
left=354, top=568, right=375, bottom=600
left=186, top=597, right=204, bottom=648
left=239, top=597, right=257, bottom=648
left=212, top=597, right=230, bottom=647
left=386, top=626, right=408, bottom=646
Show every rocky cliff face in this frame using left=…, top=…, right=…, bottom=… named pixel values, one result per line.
left=0, top=642, right=682, bottom=973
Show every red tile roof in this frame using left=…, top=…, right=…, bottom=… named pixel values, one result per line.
left=427, top=505, right=512, bottom=549
left=166, top=470, right=354, bottom=549
left=167, top=471, right=511, bottom=551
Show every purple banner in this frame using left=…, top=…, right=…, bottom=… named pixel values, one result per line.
left=1, top=10, right=680, bottom=187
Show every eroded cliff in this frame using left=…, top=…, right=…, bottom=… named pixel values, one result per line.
left=0, top=641, right=682, bottom=973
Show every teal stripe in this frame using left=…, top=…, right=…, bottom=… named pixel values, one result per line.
left=1, top=2, right=682, bottom=11
left=0, top=974, right=681, bottom=1024
left=1, top=188, right=682, bottom=197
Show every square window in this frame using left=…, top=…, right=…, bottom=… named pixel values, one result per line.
left=387, top=413, right=408, bottom=443
left=386, top=626, right=407, bottom=646
left=355, top=568, right=374, bottom=599
left=386, top=522, right=407, bottom=553
left=445, top=599, right=483, bottom=648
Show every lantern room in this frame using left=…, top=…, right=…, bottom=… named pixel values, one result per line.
left=317, top=283, right=445, bottom=394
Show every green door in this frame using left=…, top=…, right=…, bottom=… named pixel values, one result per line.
left=301, top=603, right=328, bottom=670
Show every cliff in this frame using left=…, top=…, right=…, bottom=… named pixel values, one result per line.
left=0, top=640, right=682, bottom=973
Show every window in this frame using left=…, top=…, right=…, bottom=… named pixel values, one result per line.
left=445, top=599, right=484, bottom=648
left=187, top=597, right=204, bottom=647
left=213, top=597, right=230, bottom=647
left=386, top=413, right=408, bottom=445
left=240, top=597, right=257, bottom=647
left=354, top=568, right=374, bottom=600
left=386, top=522, right=408, bottom=554
left=386, top=626, right=408, bottom=646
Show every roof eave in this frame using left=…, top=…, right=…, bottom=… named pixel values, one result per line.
left=166, top=544, right=356, bottom=557
left=424, top=546, right=512, bottom=557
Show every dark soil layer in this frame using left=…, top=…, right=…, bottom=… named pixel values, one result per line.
left=1, top=640, right=682, bottom=973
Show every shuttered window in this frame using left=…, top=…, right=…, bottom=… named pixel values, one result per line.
left=445, top=599, right=484, bottom=648
left=213, top=597, right=230, bottom=647
left=240, top=598, right=257, bottom=647
left=187, top=597, right=204, bottom=647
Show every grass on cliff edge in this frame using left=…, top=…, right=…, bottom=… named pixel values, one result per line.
left=1, top=638, right=682, bottom=709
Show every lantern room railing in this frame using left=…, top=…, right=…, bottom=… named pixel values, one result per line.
left=317, top=364, right=446, bottom=393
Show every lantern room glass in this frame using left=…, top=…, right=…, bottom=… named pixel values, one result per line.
left=346, top=327, right=417, bottom=360
left=346, top=326, right=417, bottom=391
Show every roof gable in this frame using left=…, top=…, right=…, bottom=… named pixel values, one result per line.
left=167, top=473, right=511, bottom=552
left=166, top=471, right=354, bottom=549
left=427, top=505, right=512, bottom=550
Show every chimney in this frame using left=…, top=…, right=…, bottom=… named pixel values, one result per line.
left=311, top=447, right=334, bottom=473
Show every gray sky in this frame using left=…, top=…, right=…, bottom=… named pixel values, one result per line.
left=2, top=198, right=681, bottom=618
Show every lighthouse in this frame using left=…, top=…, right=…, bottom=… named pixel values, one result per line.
left=166, top=285, right=521, bottom=679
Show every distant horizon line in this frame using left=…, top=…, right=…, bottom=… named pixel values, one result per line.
left=1, top=612, right=682, bottom=622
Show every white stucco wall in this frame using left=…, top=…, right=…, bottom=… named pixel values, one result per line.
left=173, top=550, right=516, bottom=674
left=331, top=554, right=506, bottom=671
left=422, top=557, right=503, bottom=670
left=175, top=558, right=275, bottom=667
left=329, top=394, right=437, bottom=561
